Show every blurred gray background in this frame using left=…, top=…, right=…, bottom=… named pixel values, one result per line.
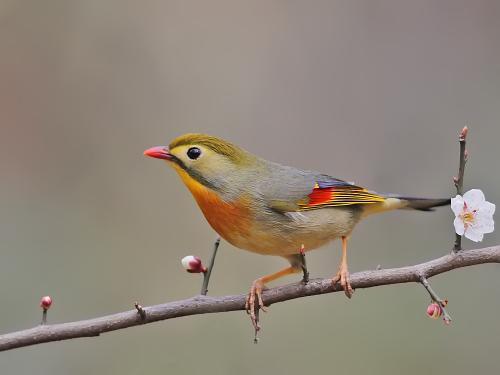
left=0, top=0, right=499, bottom=374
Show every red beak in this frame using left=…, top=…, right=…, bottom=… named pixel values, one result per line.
left=143, top=146, right=172, bottom=160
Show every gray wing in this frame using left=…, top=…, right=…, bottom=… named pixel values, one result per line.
left=257, top=161, right=384, bottom=213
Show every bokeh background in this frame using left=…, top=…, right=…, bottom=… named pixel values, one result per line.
left=1, top=1, right=499, bottom=374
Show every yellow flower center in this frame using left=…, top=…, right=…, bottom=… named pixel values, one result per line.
left=460, top=211, right=476, bottom=227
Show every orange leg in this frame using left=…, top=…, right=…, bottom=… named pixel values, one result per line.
left=332, top=236, right=354, bottom=298
left=245, top=266, right=300, bottom=329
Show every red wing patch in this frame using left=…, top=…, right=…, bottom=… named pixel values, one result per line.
left=299, top=183, right=385, bottom=210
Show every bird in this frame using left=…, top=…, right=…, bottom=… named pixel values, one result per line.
left=144, top=133, right=449, bottom=327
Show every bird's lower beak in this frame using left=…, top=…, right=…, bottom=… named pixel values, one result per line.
left=143, top=146, right=172, bottom=160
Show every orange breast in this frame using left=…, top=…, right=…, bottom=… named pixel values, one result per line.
left=174, top=168, right=252, bottom=247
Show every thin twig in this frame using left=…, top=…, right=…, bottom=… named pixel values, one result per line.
left=134, top=302, right=146, bottom=320
left=454, top=126, right=468, bottom=251
left=200, top=237, right=221, bottom=295
left=419, top=277, right=452, bottom=324
left=41, top=310, right=47, bottom=325
left=0, top=245, right=498, bottom=352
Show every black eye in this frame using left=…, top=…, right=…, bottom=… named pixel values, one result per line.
left=187, top=147, right=202, bottom=160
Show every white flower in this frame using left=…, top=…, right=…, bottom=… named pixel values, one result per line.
left=451, top=189, right=495, bottom=242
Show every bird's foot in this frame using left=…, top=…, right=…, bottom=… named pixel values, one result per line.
left=332, top=264, right=354, bottom=298
left=245, top=279, right=268, bottom=331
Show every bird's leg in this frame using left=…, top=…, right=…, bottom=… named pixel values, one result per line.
left=245, top=266, right=300, bottom=330
left=332, top=236, right=354, bottom=298
left=299, top=244, right=309, bottom=283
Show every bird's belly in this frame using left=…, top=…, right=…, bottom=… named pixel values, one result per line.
left=231, top=207, right=361, bottom=256
left=185, top=175, right=359, bottom=255
left=199, top=202, right=338, bottom=255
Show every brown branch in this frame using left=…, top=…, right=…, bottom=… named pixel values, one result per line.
left=0, top=245, right=498, bottom=352
left=454, top=126, right=468, bottom=251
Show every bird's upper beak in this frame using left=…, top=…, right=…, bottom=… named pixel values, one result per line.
left=143, top=146, right=172, bottom=160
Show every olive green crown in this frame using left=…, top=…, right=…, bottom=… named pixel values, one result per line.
left=169, top=133, right=249, bottom=163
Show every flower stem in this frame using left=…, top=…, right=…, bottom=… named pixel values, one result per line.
left=200, top=237, right=221, bottom=295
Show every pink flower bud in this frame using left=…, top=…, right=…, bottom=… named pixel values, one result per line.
left=181, top=255, right=207, bottom=273
left=426, top=303, right=442, bottom=319
left=40, top=296, right=52, bottom=310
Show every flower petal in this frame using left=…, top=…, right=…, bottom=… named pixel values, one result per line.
left=475, top=215, right=495, bottom=234
left=181, top=255, right=196, bottom=270
left=479, top=201, right=496, bottom=217
left=451, top=195, right=464, bottom=216
left=463, top=189, right=485, bottom=208
left=454, top=217, right=465, bottom=235
left=465, top=226, right=484, bottom=242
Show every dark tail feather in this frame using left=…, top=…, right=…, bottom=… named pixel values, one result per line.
left=396, top=196, right=451, bottom=211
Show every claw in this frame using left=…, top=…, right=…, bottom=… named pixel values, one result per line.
left=333, top=266, right=354, bottom=298
left=244, top=266, right=298, bottom=337
left=245, top=279, right=267, bottom=330
left=333, top=236, right=354, bottom=298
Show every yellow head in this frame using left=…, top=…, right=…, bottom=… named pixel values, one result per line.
left=144, top=134, right=257, bottom=246
left=144, top=133, right=258, bottom=195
